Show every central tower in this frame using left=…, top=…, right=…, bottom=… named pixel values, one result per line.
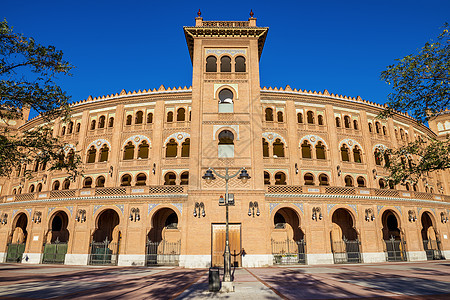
left=181, top=13, right=271, bottom=267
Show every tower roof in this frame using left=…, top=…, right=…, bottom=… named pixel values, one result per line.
left=183, top=15, right=268, bottom=63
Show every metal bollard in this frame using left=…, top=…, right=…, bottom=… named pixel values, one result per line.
left=209, top=267, right=220, bottom=292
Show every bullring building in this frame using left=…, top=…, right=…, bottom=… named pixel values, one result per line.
left=0, top=15, right=449, bottom=267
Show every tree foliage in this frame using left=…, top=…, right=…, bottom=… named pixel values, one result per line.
left=0, top=19, right=81, bottom=179
left=379, top=24, right=449, bottom=186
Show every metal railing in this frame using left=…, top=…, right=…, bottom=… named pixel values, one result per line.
left=146, top=240, right=181, bottom=266
left=6, top=243, right=25, bottom=263
left=88, top=238, right=119, bottom=265
left=42, top=239, right=67, bottom=264
left=423, top=239, right=444, bottom=260
left=384, top=236, right=407, bottom=262
left=272, top=239, right=306, bottom=265
left=332, top=238, right=362, bottom=264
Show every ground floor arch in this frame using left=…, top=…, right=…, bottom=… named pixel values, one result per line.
left=89, top=209, right=120, bottom=265
left=6, top=212, right=28, bottom=263
left=421, top=211, right=443, bottom=260
left=330, top=208, right=361, bottom=263
left=42, top=210, right=70, bottom=264
left=381, top=209, right=407, bottom=261
left=271, top=207, right=306, bottom=264
left=146, top=207, right=181, bottom=266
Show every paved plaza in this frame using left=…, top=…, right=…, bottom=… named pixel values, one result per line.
left=0, top=261, right=449, bottom=299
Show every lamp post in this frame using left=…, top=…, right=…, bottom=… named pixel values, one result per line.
left=202, top=167, right=250, bottom=288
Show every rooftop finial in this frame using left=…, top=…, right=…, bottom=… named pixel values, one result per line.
left=250, top=9, right=254, bottom=18
left=197, top=9, right=201, bottom=17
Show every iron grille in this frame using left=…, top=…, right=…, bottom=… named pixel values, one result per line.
left=88, top=238, right=119, bottom=265
left=272, top=239, right=306, bottom=265
left=384, top=236, right=407, bottom=261
left=42, top=239, right=68, bottom=264
left=146, top=240, right=181, bottom=266
left=332, top=238, right=361, bottom=264
left=6, top=243, right=25, bottom=263
left=423, top=239, right=444, bottom=260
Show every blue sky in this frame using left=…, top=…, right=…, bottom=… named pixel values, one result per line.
left=3, top=1, right=449, bottom=119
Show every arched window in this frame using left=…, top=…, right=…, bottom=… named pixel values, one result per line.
left=61, top=126, right=66, bottom=135
left=83, top=177, right=92, bottom=188
left=99, top=144, right=109, bottom=162
left=76, top=123, right=81, bottom=133
left=87, top=146, right=97, bottom=163
left=218, top=89, right=234, bottom=113
left=135, top=111, right=143, bottom=124
left=345, top=175, right=354, bottom=187
left=353, top=120, right=359, bottom=130
left=297, top=113, right=303, bottom=123
left=357, top=176, right=366, bottom=187
left=90, top=120, right=96, bottom=130
left=375, top=122, right=381, bottom=134
left=384, top=152, right=390, bottom=167
left=98, top=116, right=106, bottom=128
left=180, top=171, right=189, bottom=185
left=262, top=138, right=269, bottom=157
left=425, top=186, right=429, bottom=193
left=395, top=129, right=398, bottom=139
left=344, top=116, right=351, bottom=128
left=29, top=184, right=35, bottom=193
left=164, top=172, right=176, bottom=185
left=388, top=180, right=395, bottom=190
left=206, top=56, right=217, bottom=72
left=353, top=146, right=362, bottom=163
left=413, top=183, right=418, bottom=192
left=275, top=172, right=286, bottom=185
left=405, top=132, right=409, bottom=141
left=301, top=140, right=312, bottom=158
left=34, top=161, right=39, bottom=172
left=316, top=141, right=326, bottom=159
left=147, top=113, right=153, bottom=123
left=68, top=122, right=73, bottom=134
left=336, top=117, right=341, bottom=127
left=341, top=144, right=350, bottom=161
left=52, top=181, right=60, bottom=191
left=374, top=149, right=381, bottom=165
left=37, top=183, right=42, bottom=192
left=382, top=126, right=387, bottom=135
left=121, top=174, right=132, bottom=186
left=220, top=56, right=231, bottom=72
left=405, top=183, right=411, bottom=191
left=235, top=56, right=246, bottom=72
left=165, top=139, right=178, bottom=158
left=126, top=115, right=132, bottom=125
left=13, top=188, right=16, bottom=194
left=123, top=141, right=135, bottom=160
left=307, top=111, right=314, bottom=124
left=108, top=117, right=114, bottom=128
left=167, top=111, right=173, bottom=122
left=181, top=138, right=190, bottom=157
left=368, top=123, right=373, bottom=132
left=318, top=115, right=324, bottom=125
left=96, top=176, right=105, bottom=187
left=135, top=173, right=147, bottom=186
left=379, top=178, right=386, bottom=189
left=138, top=141, right=149, bottom=159
left=264, top=171, right=270, bottom=185
left=304, top=173, right=314, bottom=185
left=177, top=108, right=186, bottom=121
left=319, top=174, right=329, bottom=186
left=62, top=179, right=70, bottom=190
left=277, top=111, right=284, bottom=122
left=430, top=187, right=434, bottom=193
left=273, top=138, right=285, bottom=158
left=265, top=108, right=273, bottom=121
left=218, top=130, right=234, bottom=158
left=18, top=187, right=22, bottom=194
left=400, top=129, right=405, bottom=140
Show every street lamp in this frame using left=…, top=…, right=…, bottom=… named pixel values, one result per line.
left=202, top=167, right=250, bottom=291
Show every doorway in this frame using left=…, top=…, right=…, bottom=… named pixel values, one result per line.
left=212, top=224, right=241, bottom=267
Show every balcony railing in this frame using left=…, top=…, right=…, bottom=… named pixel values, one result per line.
left=265, top=185, right=450, bottom=202
left=2, top=185, right=188, bottom=202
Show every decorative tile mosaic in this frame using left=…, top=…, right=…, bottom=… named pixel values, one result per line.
left=66, top=206, right=73, bottom=216
left=269, top=203, right=279, bottom=214
left=12, top=209, right=18, bottom=218
left=377, top=205, right=384, bottom=214
left=418, top=207, right=422, bottom=215
left=394, top=206, right=402, bottom=215
left=348, top=204, right=357, bottom=216
left=293, top=203, right=303, bottom=214
left=171, top=203, right=183, bottom=214
left=327, top=204, right=336, bottom=214
left=93, top=205, right=103, bottom=215
left=48, top=207, right=56, bottom=215
left=148, top=203, right=159, bottom=215
left=431, top=208, right=436, bottom=216
left=115, top=204, right=124, bottom=215
left=26, top=208, right=32, bottom=216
